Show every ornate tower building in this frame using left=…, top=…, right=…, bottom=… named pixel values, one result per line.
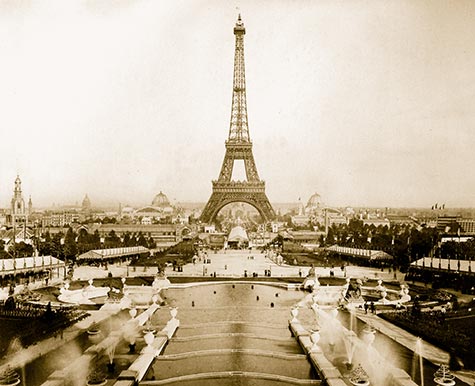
left=10, top=175, right=27, bottom=225
left=200, top=15, right=275, bottom=224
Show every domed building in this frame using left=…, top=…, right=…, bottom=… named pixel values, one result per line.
left=135, top=190, right=174, bottom=222
left=152, top=191, right=171, bottom=208
left=306, top=192, right=322, bottom=212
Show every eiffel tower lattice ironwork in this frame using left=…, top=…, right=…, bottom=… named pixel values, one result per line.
left=200, top=15, right=275, bottom=224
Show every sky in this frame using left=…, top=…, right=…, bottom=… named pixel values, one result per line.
left=0, top=0, right=474, bottom=209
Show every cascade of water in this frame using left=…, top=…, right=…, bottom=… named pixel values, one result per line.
left=106, top=341, right=117, bottom=365
left=348, top=305, right=356, bottom=332
left=342, top=332, right=357, bottom=366
left=414, top=338, right=424, bottom=386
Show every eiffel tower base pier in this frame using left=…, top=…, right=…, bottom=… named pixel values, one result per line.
left=200, top=180, right=275, bottom=224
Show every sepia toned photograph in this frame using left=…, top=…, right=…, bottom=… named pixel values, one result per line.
left=0, top=1, right=474, bottom=385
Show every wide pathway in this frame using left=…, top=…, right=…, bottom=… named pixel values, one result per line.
left=73, top=248, right=404, bottom=282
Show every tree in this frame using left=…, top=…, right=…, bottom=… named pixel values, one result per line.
left=92, top=230, right=101, bottom=248
left=105, top=230, right=120, bottom=248
left=137, top=232, right=148, bottom=248
left=51, top=233, right=64, bottom=258
left=8, top=242, right=34, bottom=258
left=148, top=237, right=156, bottom=249
left=122, top=232, right=131, bottom=247
left=63, top=227, right=78, bottom=260
left=39, top=231, right=53, bottom=255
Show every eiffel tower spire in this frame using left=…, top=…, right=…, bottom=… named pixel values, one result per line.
left=200, top=15, right=275, bottom=224
left=228, top=14, right=249, bottom=142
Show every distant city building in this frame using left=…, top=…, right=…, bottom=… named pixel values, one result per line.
left=435, top=215, right=475, bottom=234
left=82, top=194, right=92, bottom=213
left=291, top=198, right=310, bottom=226
left=41, top=211, right=81, bottom=228
left=325, top=208, right=348, bottom=227
left=457, top=219, right=475, bottom=234
left=90, top=223, right=191, bottom=249
left=386, top=214, right=418, bottom=227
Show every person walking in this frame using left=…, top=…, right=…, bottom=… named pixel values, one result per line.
left=370, top=301, right=376, bottom=314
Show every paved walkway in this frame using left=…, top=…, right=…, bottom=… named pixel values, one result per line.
left=73, top=248, right=405, bottom=283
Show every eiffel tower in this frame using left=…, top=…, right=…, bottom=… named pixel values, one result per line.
left=200, top=15, right=275, bottom=224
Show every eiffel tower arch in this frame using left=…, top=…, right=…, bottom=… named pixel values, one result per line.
left=201, top=15, right=275, bottom=224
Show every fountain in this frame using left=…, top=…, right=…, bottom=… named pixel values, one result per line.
left=433, top=364, right=456, bottom=386
left=348, top=303, right=356, bottom=332
left=87, top=322, right=101, bottom=336
left=325, top=308, right=339, bottom=351
left=86, top=367, right=107, bottom=386
left=414, top=338, right=424, bottom=386
left=106, top=341, right=117, bottom=374
left=348, top=364, right=370, bottom=386
left=342, top=331, right=357, bottom=370
left=360, top=326, right=376, bottom=347
left=0, top=366, right=20, bottom=386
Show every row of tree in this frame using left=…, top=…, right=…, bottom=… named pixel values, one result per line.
left=1, top=228, right=157, bottom=260
left=322, top=219, right=474, bottom=269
